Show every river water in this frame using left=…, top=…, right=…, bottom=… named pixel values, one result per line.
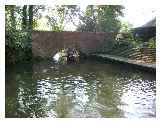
left=5, top=60, right=156, bottom=118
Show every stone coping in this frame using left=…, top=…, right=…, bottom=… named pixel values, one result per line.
left=91, top=54, right=156, bottom=70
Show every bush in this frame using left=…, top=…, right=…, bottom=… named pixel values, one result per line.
left=148, top=37, right=156, bottom=48
left=6, top=28, right=32, bottom=64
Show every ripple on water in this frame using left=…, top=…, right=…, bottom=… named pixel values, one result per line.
left=6, top=60, right=156, bottom=118
left=117, top=77, right=156, bottom=118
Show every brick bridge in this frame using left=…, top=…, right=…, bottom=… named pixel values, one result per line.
left=32, top=31, right=113, bottom=58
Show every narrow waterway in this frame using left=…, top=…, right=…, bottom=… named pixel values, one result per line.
left=5, top=60, right=156, bottom=118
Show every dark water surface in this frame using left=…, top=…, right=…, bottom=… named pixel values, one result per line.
left=5, top=60, right=156, bottom=118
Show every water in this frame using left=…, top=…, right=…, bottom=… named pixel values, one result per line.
left=5, top=60, right=156, bottom=118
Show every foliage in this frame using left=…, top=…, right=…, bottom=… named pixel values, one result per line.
left=6, top=5, right=82, bottom=63
left=148, top=37, right=156, bottom=48
left=98, top=22, right=138, bottom=53
left=97, top=5, right=124, bottom=33
left=119, top=22, right=133, bottom=33
left=140, top=37, right=156, bottom=48
left=77, top=5, right=124, bottom=35
left=97, top=38, right=136, bottom=54
left=76, top=5, right=126, bottom=53
left=118, top=22, right=156, bottom=49
left=77, top=16, right=96, bottom=32
left=46, top=5, right=80, bottom=32
left=5, top=28, right=32, bottom=63
left=6, top=29, right=31, bottom=49
left=5, top=5, right=35, bottom=64
left=77, top=5, right=97, bottom=32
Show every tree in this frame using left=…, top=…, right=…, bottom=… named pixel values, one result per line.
left=28, top=5, right=33, bottom=30
left=11, top=6, right=16, bottom=30
left=6, top=5, right=44, bottom=63
left=46, top=5, right=80, bottom=31
left=22, top=5, right=27, bottom=30
left=76, top=5, right=124, bottom=53
left=119, top=22, right=133, bottom=33
left=5, top=5, right=16, bottom=30
left=97, top=5, right=124, bottom=33
left=77, top=5, right=124, bottom=35
left=77, top=5, right=97, bottom=32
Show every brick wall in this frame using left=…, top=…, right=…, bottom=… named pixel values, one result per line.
left=32, top=31, right=113, bottom=58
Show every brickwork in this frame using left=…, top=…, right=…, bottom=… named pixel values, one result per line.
left=32, top=31, right=113, bottom=58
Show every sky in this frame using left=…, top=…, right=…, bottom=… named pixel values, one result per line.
left=120, top=3, right=156, bottom=28
left=65, top=4, right=156, bottom=30
left=37, top=4, right=156, bottom=31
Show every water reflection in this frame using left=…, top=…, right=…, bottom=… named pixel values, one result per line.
left=118, top=77, right=156, bottom=118
left=6, top=60, right=156, bottom=118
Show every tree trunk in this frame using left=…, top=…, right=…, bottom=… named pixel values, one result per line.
left=10, top=6, right=16, bottom=30
left=28, top=5, right=33, bottom=30
left=22, top=5, right=27, bottom=30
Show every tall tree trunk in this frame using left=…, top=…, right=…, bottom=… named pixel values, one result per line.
left=97, top=6, right=101, bottom=32
left=91, top=5, right=97, bottom=32
left=28, top=5, right=33, bottom=30
left=10, top=6, right=16, bottom=30
left=22, top=5, right=27, bottom=30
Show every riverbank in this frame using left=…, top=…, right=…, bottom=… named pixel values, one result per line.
left=89, top=54, right=156, bottom=71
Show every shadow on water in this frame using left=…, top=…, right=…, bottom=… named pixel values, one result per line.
left=5, top=59, right=156, bottom=118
